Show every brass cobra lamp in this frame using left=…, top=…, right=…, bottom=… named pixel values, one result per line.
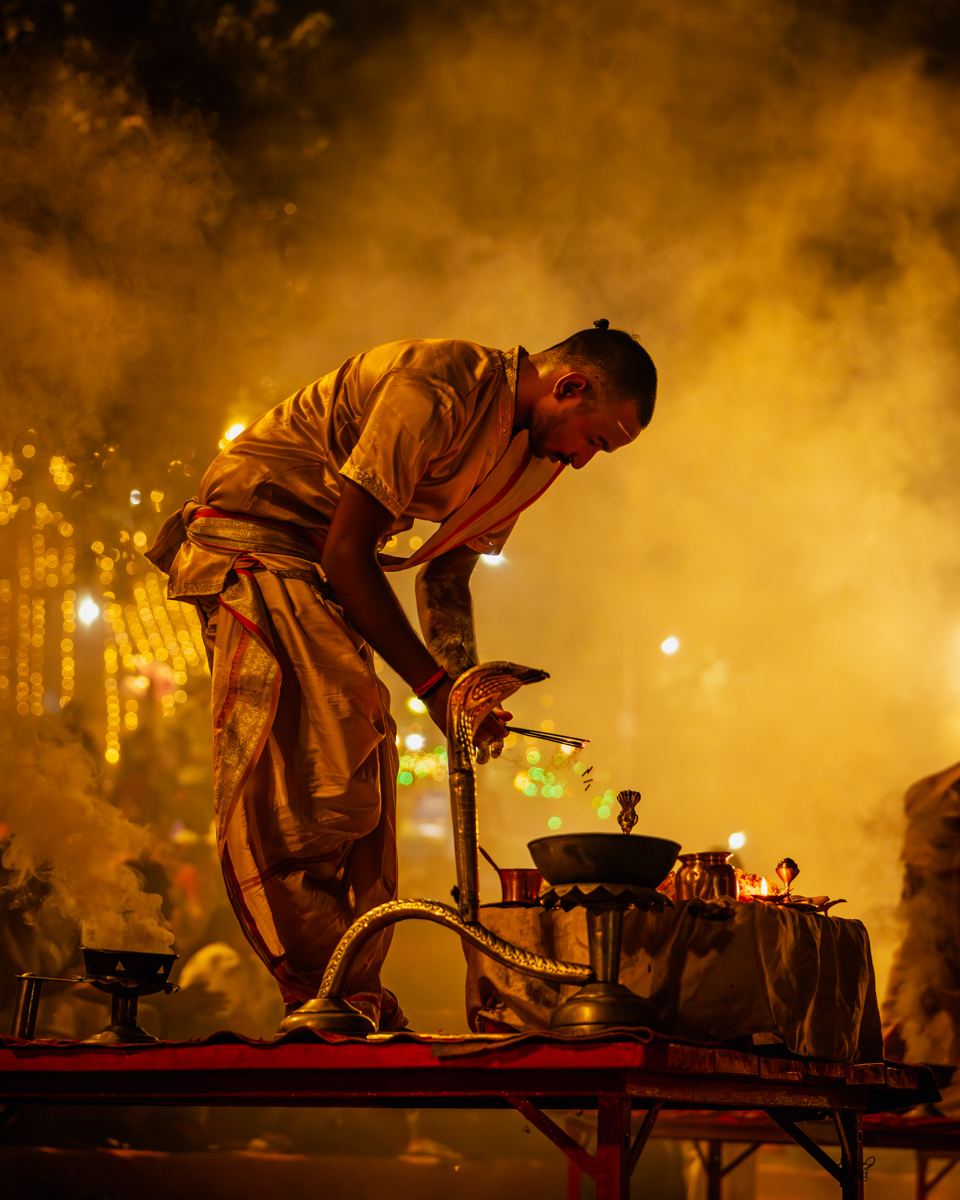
left=279, top=662, right=595, bottom=1035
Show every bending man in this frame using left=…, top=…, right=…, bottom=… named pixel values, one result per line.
left=147, top=322, right=657, bottom=1029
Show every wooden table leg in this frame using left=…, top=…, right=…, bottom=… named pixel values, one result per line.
left=915, top=1151, right=960, bottom=1200
left=835, top=1110, right=864, bottom=1200
left=706, top=1140, right=723, bottom=1200
left=595, top=1094, right=631, bottom=1200
left=567, top=1155, right=581, bottom=1200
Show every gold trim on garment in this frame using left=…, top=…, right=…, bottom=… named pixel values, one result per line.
left=214, top=635, right=279, bottom=822
left=189, top=517, right=323, bottom=563
left=339, top=465, right=404, bottom=517
left=498, top=347, right=521, bottom=460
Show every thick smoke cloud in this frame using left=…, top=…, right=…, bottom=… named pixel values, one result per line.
left=0, top=720, right=173, bottom=952
left=3, top=0, right=960, bottom=1012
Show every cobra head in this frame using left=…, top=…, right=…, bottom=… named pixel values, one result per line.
left=447, top=661, right=548, bottom=922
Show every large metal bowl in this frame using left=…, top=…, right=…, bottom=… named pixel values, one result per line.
left=527, top=833, right=681, bottom=888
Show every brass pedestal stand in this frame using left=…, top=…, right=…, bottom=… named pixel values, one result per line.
left=541, top=883, right=670, bottom=1036
left=11, top=948, right=179, bottom=1042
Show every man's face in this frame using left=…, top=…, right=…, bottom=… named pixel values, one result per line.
left=528, top=373, right=641, bottom=469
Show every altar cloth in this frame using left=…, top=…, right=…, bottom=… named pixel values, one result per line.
left=463, top=899, right=882, bottom=1062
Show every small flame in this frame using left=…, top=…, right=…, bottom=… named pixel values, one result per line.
left=760, top=876, right=769, bottom=896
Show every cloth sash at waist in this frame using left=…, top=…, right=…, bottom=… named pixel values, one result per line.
left=187, top=506, right=326, bottom=564
left=149, top=502, right=328, bottom=598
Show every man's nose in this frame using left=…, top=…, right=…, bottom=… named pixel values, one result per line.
left=573, top=446, right=598, bottom=470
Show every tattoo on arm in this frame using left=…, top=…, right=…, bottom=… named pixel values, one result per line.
left=417, top=571, right=479, bottom=679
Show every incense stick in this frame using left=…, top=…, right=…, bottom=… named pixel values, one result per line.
left=504, top=724, right=590, bottom=748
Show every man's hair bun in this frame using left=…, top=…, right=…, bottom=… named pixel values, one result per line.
left=593, top=318, right=610, bottom=331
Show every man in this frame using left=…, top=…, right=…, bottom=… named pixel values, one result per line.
left=147, top=322, right=657, bottom=1029
left=883, top=759, right=960, bottom=1114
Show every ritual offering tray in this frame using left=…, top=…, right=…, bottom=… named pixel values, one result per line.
left=741, top=856, right=847, bottom=914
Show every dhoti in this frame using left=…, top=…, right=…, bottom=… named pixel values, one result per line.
left=174, top=510, right=400, bottom=1027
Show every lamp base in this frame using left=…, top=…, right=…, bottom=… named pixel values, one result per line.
left=278, top=996, right=377, bottom=1036
left=83, top=1023, right=159, bottom=1045
left=549, top=982, right=658, bottom=1037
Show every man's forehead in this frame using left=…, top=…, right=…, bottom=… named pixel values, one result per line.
left=603, top=403, right=642, bottom=446
left=580, top=407, right=640, bottom=453
left=615, top=417, right=640, bottom=443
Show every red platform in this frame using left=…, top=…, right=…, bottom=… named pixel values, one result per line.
left=0, top=1030, right=942, bottom=1200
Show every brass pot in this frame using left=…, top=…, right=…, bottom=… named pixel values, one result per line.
left=675, top=852, right=738, bottom=901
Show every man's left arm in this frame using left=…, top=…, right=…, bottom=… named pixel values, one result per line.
left=415, top=544, right=481, bottom=678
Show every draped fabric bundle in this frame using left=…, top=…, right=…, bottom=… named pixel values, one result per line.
left=464, top=900, right=883, bottom=1063
left=882, top=759, right=960, bottom=1114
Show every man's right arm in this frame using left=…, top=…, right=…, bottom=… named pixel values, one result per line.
left=415, top=545, right=481, bottom=679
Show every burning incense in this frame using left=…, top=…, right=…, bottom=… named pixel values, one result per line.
left=504, top=725, right=589, bottom=749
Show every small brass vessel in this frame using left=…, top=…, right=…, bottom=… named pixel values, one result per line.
left=675, top=851, right=738, bottom=901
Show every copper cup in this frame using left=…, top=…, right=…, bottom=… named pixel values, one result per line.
left=496, top=868, right=543, bottom=903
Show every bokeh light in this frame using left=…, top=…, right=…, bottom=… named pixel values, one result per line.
left=78, top=598, right=99, bottom=625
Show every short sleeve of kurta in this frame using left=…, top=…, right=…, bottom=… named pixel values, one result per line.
left=339, top=368, right=460, bottom=518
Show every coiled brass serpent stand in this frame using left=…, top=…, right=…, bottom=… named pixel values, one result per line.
left=279, top=662, right=595, bottom=1035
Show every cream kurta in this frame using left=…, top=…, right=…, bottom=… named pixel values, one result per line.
left=148, top=340, right=534, bottom=1028
left=204, top=339, right=517, bottom=543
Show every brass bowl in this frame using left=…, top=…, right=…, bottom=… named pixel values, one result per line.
left=82, top=947, right=178, bottom=984
left=528, top=833, right=680, bottom=888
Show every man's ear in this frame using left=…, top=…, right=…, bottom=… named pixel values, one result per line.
left=555, top=372, right=587, bottom=400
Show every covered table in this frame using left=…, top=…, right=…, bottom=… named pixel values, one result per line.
left=464, top=898, right=883, bottom=1061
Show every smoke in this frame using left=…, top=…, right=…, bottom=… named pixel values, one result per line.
left=3, top=1, right=960, bottom=1013
left=0, top=719, right=173, bottom=953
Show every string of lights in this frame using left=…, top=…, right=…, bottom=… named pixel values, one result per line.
left=0, top=578, right=10, bottom=709
left=61, top=591, right=75, bottom=707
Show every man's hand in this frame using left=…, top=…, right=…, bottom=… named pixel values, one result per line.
left=424, top=677, right=512, bottom=758
left=476, top=705, right=513, bottom=764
